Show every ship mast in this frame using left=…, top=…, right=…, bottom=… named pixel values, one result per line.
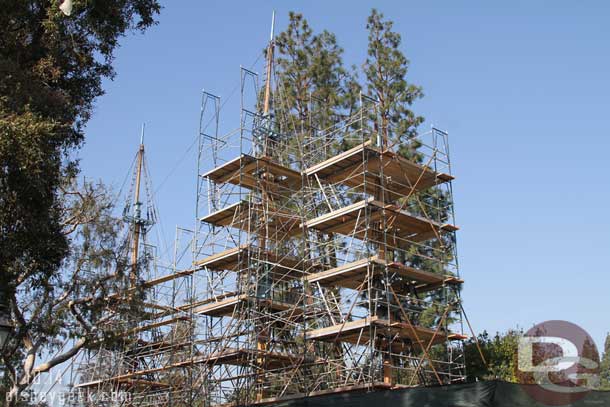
left=256, top=11, right=275, bottom=403
left=262, top=10, right=275, bottom=118
left=129, top=124, right=146, bottom=287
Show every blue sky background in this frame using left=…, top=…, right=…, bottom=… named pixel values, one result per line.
left=80, top=1, right=610, bottom=349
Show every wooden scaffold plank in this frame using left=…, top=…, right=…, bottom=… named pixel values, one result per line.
left=303, top=198, right=458, bottom=243
left=200, top=200, right=301, bottom=237
left=203, top=154, right=302, bottom=192
left=306, top=316, right=464, bottom=346
left=304, top=141, right=453, bottom=201
left=304, top=255, right=462, bottom=292
left=194, top=245, right=319, bottom=280
left=75, top=348, right=306, bottom=389
left=192, top=294, right=301, bottom=318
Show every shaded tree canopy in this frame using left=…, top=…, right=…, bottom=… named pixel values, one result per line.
left=0, top=1, right=160, bottom=404
left=464, top=329, right=522, bottom=383
left=1, top=0, right=161, bottom=286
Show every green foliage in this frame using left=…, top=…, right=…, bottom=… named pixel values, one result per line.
left=1, top=1, right=160, bottom=403
left=271, top=11, right=362, bottom=177
left=463, top=329, right=523, bottom=382
left=274, top=12, right=357, bottom=134
left=1, top=0, right=160, bottom=131
left=599, top=333, right=610, bottom=390
left=271, top=10, right=458, bottom=337
left=1, top=0, right=160, bottom=292
left=464, top=329, right=610, bottom=388
left=364, top=9, right=424, bottom=154
left=0, top=112, right=71, bottom=290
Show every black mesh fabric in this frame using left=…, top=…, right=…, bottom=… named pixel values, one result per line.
left=269, top=381, right=610, bottom=407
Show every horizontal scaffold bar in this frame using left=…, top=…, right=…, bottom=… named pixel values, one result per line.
left=193, top=294, right=302, bottom=318
left=75, top=348, right=313, bottom=388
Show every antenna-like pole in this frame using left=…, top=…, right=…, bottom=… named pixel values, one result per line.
left=130, top=124, right=146, bottom=287
left=269, top=10, right=275, bottom=42
left=257, top=12, right=275, bottom=403
left=262, top=10, right=275, bottom=116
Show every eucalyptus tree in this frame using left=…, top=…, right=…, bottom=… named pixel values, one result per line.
left=1, top=1, right=160, bottom=403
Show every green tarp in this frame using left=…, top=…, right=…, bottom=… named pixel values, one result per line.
left=271, top=381, right=610, bottom=407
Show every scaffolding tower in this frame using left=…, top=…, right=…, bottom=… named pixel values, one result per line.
left=186, top=72, right=468, bottom=405
left=70, top=28, right=470, bottom=407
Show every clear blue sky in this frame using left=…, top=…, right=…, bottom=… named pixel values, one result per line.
left=80, top=1, right=610, bottom=349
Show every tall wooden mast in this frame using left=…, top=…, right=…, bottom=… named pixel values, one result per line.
left=262, top=10, right=275, bottom=118
left=255, top=11, right=275, bottom=403
left=130, top=125, right=146, bottom=287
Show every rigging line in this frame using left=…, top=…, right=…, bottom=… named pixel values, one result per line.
left=153, top=51, right=265, bottom=195
left=142, top=155, right=173, bottom=264
left=115, top=151, right=137, bottom=206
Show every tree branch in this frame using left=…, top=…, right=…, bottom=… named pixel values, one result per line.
left=31, top=337, right=87, bottom=376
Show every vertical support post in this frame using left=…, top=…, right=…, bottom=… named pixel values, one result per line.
left=256, top=11, right=275, bottom=403
left=130, top=126, right=145, bottom=287
left=383, top=360, right=393, bottom=385
left=262, top=11, right=275, bottom=119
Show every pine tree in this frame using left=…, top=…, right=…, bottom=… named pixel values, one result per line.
left=272, top=13, right=358, bottom=272
left=363, top=9, right=424, bottom=156
left=600, top=333, right=610, bottom=390
left=359, top=9, right=460, bottom=331
left=271, top=12, right=357, bottom=386
left=273, top=11, right=358, bottom=165
left=269, top=9, right=461, bottom=386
